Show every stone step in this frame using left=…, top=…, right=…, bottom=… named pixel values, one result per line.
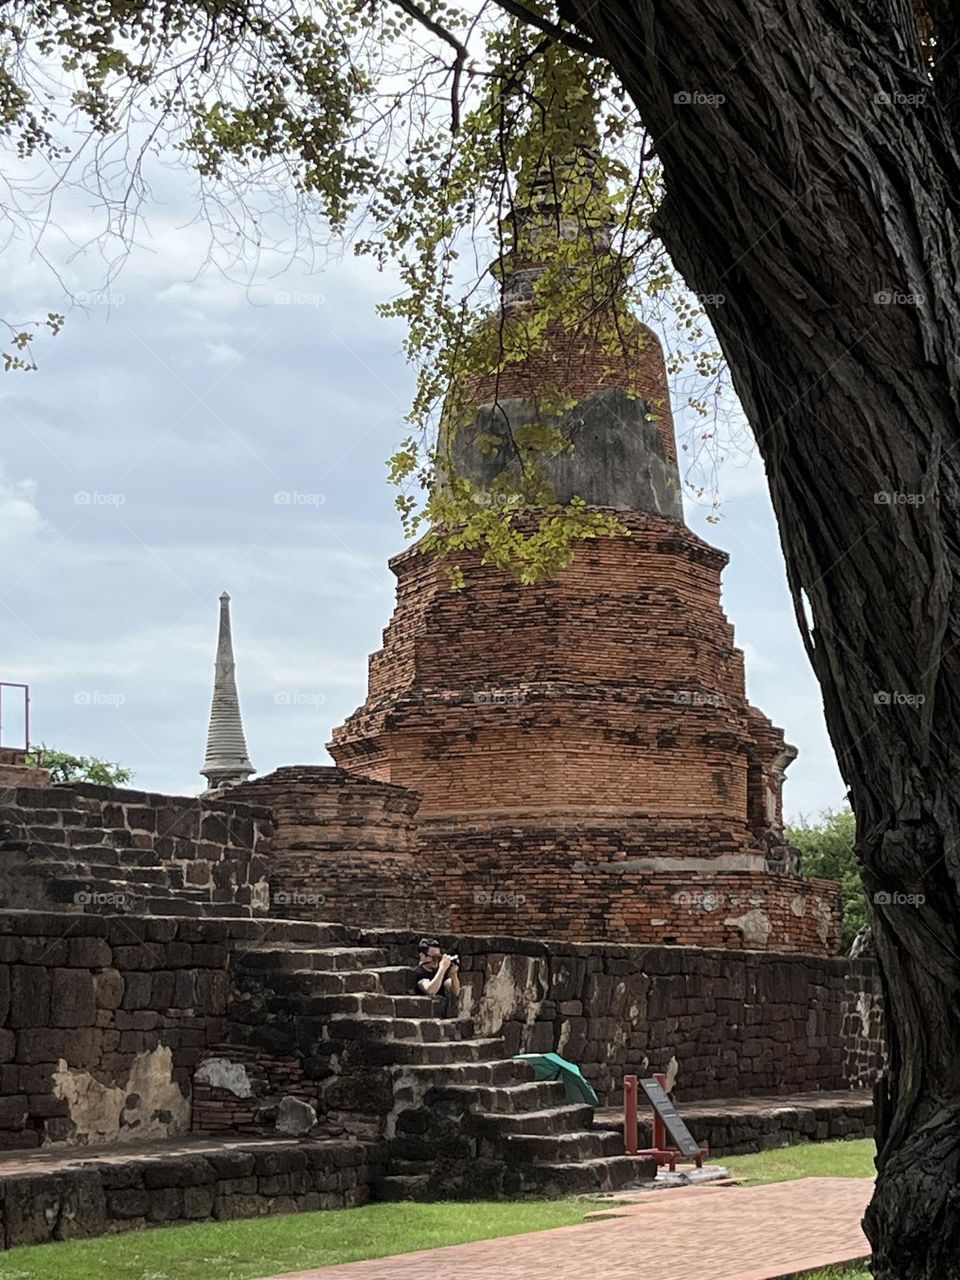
left=73, top=862, right=171, bottom=885
left=504, top=1129, right=624, bottom=1163
left=235, top=946, right=390, bottom=972
left=395, top=1060, right=529, bottom=1092
left=374, top=965, right=430, bottom=996
left=324, top=1016, right=476, bottom=1044
left=476, top=1103, right=596, bottom=1136
left=519, top=1154, right=659, bottom=1194
left=431, top=1079, right=568, bottom=1114
left=299, top=993, right=438, bottom=1018
left=45, top=876, right=147, bottom=905
left=145, top=897, right=247, bottom=917
left=373, top=1173, right=432, bottom=1202
left=370, top=1037, right=505, bottom=1066
left=247, top=968, right=381, bottom=997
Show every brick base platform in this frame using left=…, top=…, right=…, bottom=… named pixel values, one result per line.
left=0, top=1134, right=383, bottom=1248
left=594, top=1089, right=874, bottom=1156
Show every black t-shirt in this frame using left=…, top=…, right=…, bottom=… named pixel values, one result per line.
left=414, top=964, right=444, bottom=996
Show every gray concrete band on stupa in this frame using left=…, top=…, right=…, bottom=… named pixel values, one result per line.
left=446, top=386, right=684, bottom=518
left=200, top=591, right=255, bottom=792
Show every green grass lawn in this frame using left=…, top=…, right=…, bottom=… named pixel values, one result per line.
left=724, top=1136, right=875, bottom=1185
left=0, top=1139, right=877, bottom=1280
left=0, top=1199, right=605, bottom=1280
left=802, top=1270, right=870, bottom=1280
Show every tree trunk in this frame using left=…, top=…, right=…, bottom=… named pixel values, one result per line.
left=561, top=0, right=960, bottom=1273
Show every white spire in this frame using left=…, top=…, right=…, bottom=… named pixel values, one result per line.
left=200, top=592, right=254, bottom=791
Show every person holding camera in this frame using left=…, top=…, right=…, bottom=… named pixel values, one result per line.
left=414, top=937, right=461, bottom=1006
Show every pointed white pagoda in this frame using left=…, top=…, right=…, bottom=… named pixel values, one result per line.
left=200, top=592, right=254, bottom=792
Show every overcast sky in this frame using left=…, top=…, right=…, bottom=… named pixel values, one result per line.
left=0, top=171, right=848, bottom=822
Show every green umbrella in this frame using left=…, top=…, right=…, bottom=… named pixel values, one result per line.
left=514, top=1052, right=600, bottom=1106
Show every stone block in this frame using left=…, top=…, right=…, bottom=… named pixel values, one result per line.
left=4, top=1171, right=106, bottom=1246
left=51, top=969, right=97, bottom=1027
left=68, top=937, right=113, bottom=968
left=121, top=972, right=154, bottom=1011
left=9, top=968, right=51, bottom=1028
left=146, top=1187, right=183, bottom=1221
left=95, top=969, right=124, bottom=1010
left=182, top=1184, right=216, bottom=1219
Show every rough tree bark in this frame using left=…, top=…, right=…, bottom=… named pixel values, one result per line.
left=553, top=0, right=960, bottom=1274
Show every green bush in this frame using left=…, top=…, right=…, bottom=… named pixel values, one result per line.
left=26, top=745, right=132, bottom=787
left=787, top=806, right=865, bottom=951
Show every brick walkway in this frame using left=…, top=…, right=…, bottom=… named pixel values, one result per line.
left=258, top=1178, right=871, bottom=1280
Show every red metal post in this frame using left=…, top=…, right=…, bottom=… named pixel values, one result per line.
left=623, top=1074, right=638, bottom=1155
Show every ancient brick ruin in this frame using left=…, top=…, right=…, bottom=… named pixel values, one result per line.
left=234, top=767, right=447, bottom=929
left=0, top=734, right=876, bottom=1247
left=0, top=150, right=868, bottom=1251
left=330, top=237, right=841, bottom=955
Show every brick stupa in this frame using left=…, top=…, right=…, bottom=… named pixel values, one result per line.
left=331, top=156, right=841, bottom=955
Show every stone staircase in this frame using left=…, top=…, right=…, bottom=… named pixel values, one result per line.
left=229, top=939, right=658, bottom=1199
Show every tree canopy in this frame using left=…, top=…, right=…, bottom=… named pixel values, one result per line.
left=0, top=1, right=730, bottom=578
left=25, top=745, right=133, bottom=786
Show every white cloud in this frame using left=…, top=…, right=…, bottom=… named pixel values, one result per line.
left=0, top=464, right=44, bottom=547
left=204, top=341, right=241, bottom=366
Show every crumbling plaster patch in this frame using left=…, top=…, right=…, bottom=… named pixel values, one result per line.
left=474, top=953, right=547, bottom=1037
left=723, top=908, right=773, bottom=947
left=52, top=1044, right=189, bottom=1145
left=194, top=1056, right=255, bottom=1098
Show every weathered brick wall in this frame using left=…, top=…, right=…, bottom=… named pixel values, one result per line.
left=0, top=783, right=272, bottom=918
left=0, top=912, right=335, bottom=1150
left=361, top=929, right=886, bottom=1105
left=433, top=839, right=842, bottom=952
left=465, top=316, right=679, bottom=464
left=331, top=514, right=841, bottom=954
left=0, top=749, right=50, bottom=790
left=234, top=767, right=447, bottom=930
